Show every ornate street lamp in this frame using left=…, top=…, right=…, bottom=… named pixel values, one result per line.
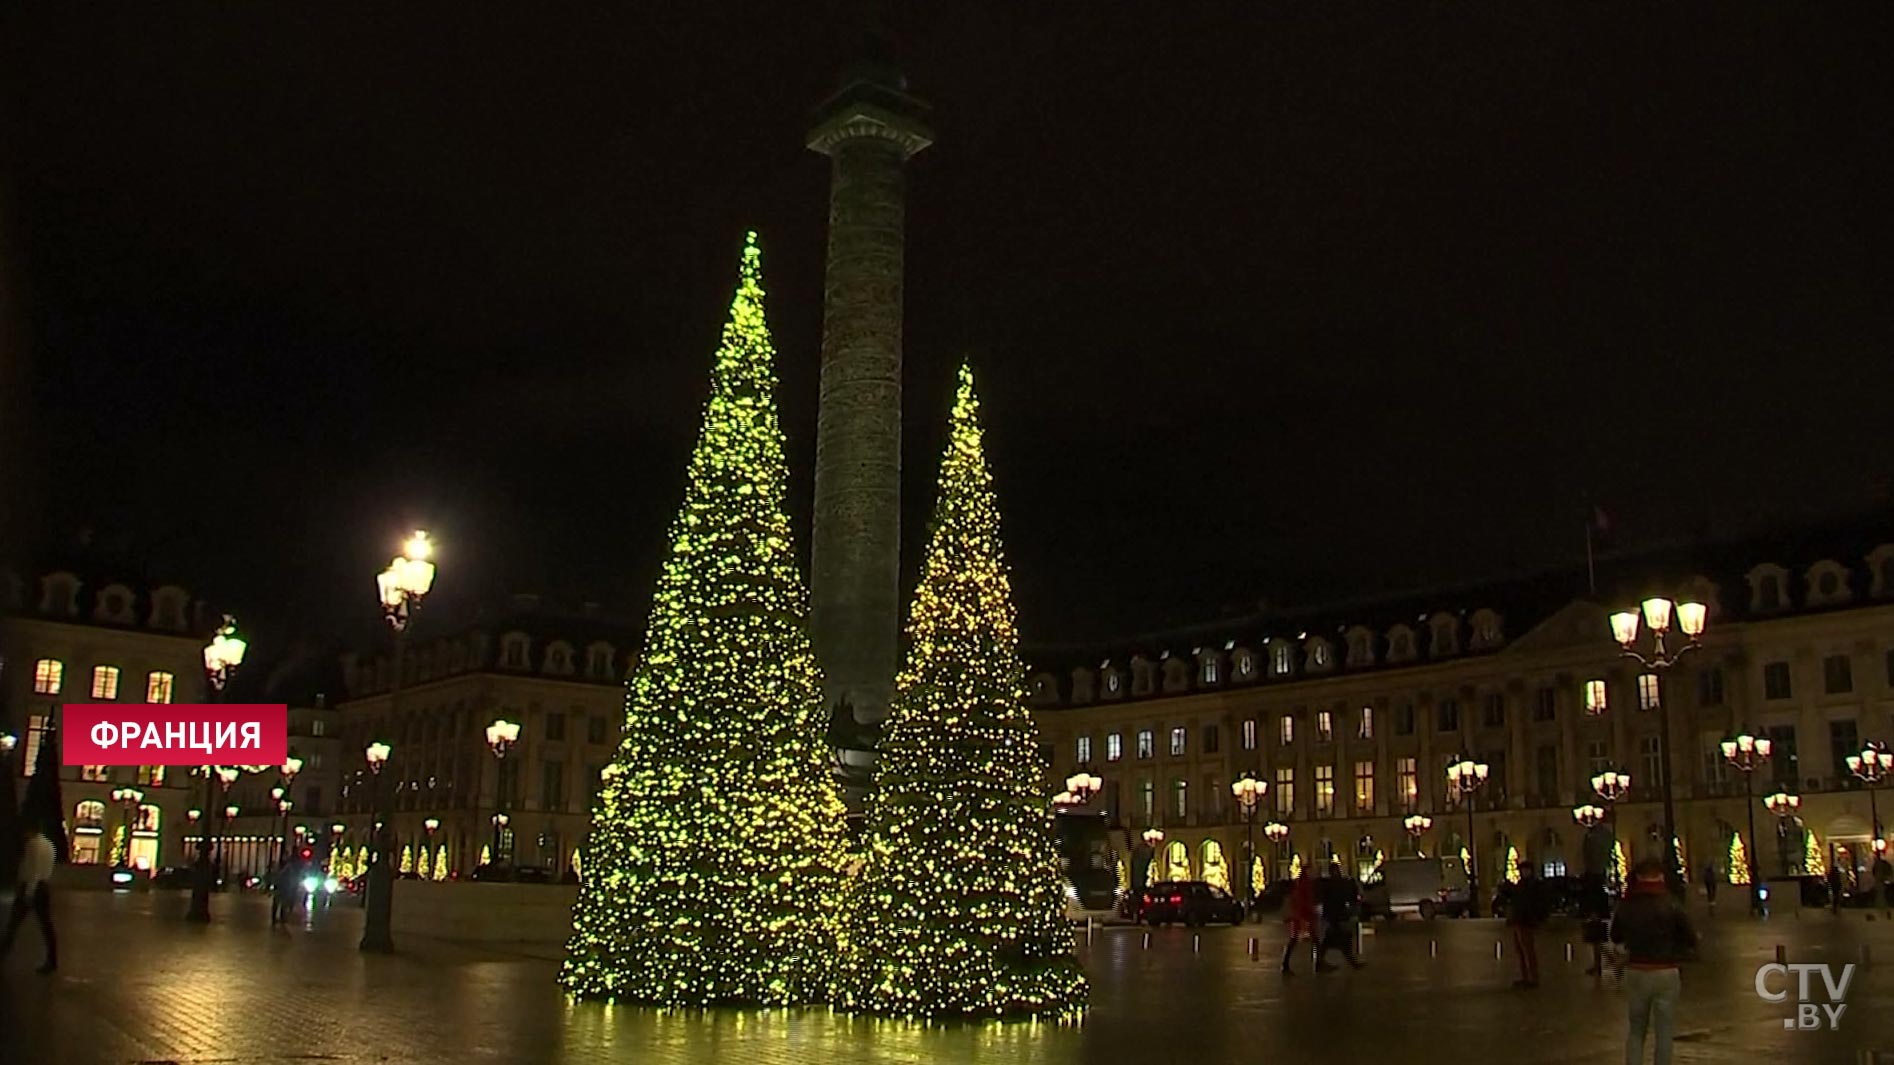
left=1446, top=755, right=1490, bottom=917
left=1573, top=804, right=1608, bottom=829
left=1722, top=730, right=1773, bottom=914
left=1065, top=769, right=1103, bottom=805
left=188, top=619, right=248, bottom=922
left=1263, top=820, right=1290, bottom=883
left=1592, top=769, right=1633, bottom=805
left=1230, top=774, right=1266, bottom=903
left=361, top=740, right=395, bottom=952
left=1610, top=595, right=1707, bottom=896
left=1847, top=741, right=1892, bottom=845
left=274, top=756, right=304, bottom=868
left=110, top=787, right=145, bottom=870
left=1404, top=812, right=1433, bottom=856
left=1764, top=790, right=1802, bottom=882
left=486, top=718, right=521, bottom=865
left=376, top=531, right=436, bottom=633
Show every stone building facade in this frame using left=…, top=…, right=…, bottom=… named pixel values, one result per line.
left=1028, top=529, right=1894, bottom=902
left=329, top=596, right=638, bottom=877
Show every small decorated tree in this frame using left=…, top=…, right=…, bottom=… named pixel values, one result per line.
left=1805, top=830, right=1826, bottom=877
left=1504, top=845, right=1521, bottom=884
left=432, top=847, right=449, bottom=881
left=1728, top=834, right=1751, bottom=885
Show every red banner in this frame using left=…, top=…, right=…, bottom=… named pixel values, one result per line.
left=60, top=704, right=289, bottom=766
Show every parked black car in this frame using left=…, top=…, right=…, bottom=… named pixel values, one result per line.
left=1134, top=881, right=1246, bottom=927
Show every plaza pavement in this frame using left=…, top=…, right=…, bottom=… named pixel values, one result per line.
left=4, top=888, right=1892, bottom=1064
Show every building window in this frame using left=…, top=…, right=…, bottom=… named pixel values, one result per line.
left=1172, top=779, right=1188, bottom=819
left=1829, top=719, right=1860, bottom=781
left=1481, top=693, right=1504, bottom=729
left=32, top=659, right=62, bottom=695
left=587, top=646, right=613, bottom=679
left=1203, top=659, right=1218, bottom=684
left=1316, top=710, right=1333, bottom=743
left=1535, top=744, right=1559, bottom=802
left=1697, top=668, right=1725, bottom=706
left=145, top=671, right=175, bottom=704
left=1637, top=673, right=1661, bottom=711
left=312, top=718, right=328, bottom=737
left=1397, top=757, right=1418, bottom=811
left=1169, top=727, right=1187, bottom=756
left=1136, top=730, right=1154, bottom=759
left=1764, top=725, right=1798, bottom=786
left=1107, top=733, right=1124, bottom=762
left=587, top=714, right=608, bottom=745
left=1241, top=720, right=1256, bottom=751
left=1358, top=706, right=1374, bottom=740
left=1437, top=699, right=1460, bottom=732
left=82, top=765, right=109, bottom=781
left=1824, top=655, right=1853, bottom=695
left=1758, top=575, right=1782, bottom=610
left=135, top=765, right=167, bottom=786
left=1311, top=643, right=1330, bottom=669
left=1138, top=778, right=1155, bottom=822
left=1236, top=653, right=1255, bottom=679
left=1586, top=740, right=1610, bottom=777
left=1203, top=724, right=1220, bottom=755
left=1639, top=736, right=1660, bottom=790
left=1280, top=716, right=1295, bottom=745
left=546, top=711, right=566, bottom=742
left=22, top=714, right=49, bottom=776
left=1353, top=761, right=1374, bottom=815
left=1584, top=679, right=1608, bottom=715
left=1395, top=703, right=1416, bottom=736
left=1271, top=644, right=1293, bottom=676
left=1076, top=736, right=1093, bottom=764
left=1275, top=768, right=1295, bottom=816
left=1764, top=662, right=1793, bottom=700
left=1106, top=672, right=1122, bottom=694
left=1533, top=687, right=1556, bottom=722
left=1314, top=765, right=1335, bottom=817
left=1203, top=776, right=1223, bottom=822
left=91, top=665, right=121, bottom=700
left=541, top=761, right=566, bottom=812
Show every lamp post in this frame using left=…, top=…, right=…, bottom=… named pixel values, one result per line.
left=1141, top=827, right=1165, bottom=888
left=423, top=817, right=440, bottom=877
left=485, top=718, right=521, bottom=865
left=363, top=530, right=433, bottom=954
left=1846, top=741, right=1891, bottom=845
left=1573, top=804, right=1607, bottom=829
left=1764, top=789, right=1802, bottom=880
left=361, top=741, right=394, bottom=952
left=1404, top=812, right=1434, bottom=856
left=1230, top=774, right=1265, bottom=904
left=1610, top=596, right=1708, bottom=897
left=1722, top=731, right=1774, bottom=914
left=110, top=787, right=144, bottom=870
left=188, top=619, right=248, bottom=922
left=1446, top=754, right=1490, bottom=917
left=1065, top=769, right=1102, bottom=806
left=330, top=822, right=346, bottom=877
left=1263, top=821, right=1290, bottom=883
left=274, top=757, right=303, bottom=868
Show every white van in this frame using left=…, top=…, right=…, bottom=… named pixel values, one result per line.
left=1361, top=856, right=1470, bottom=920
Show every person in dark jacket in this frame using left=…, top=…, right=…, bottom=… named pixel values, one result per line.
left=1507, top=864, right=1549, bottom=988
left=1280, top=868, right=1317, bottom=975
left=1612, top=858, right=1697, bottom=1065
left=1315, top=861, right=1365, bottom=972
left=1700, top=862, right=1718, bottom=916
left=2, top=736, right=69, bottom=973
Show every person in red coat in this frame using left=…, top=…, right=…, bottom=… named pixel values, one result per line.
left=1281, top=869, right=1317, bottom=974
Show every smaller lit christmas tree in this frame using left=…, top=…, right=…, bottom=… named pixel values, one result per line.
left=1805, top=831, right=1826, bottom=877
left=357, top=845, right=370, bottom=876
left=1290, top=853, right=1303, bottom=879
left=1251, top=856, right=1266, bottom=890
left=110, top=826, right=128, bottom=867
left=1203, top=846, right=1229, bottom=891
left=1459, top=845, right=1472, bottom=878
left=1610, top=840, right=1628, bottom=889
left=479, top=844, right=491, bottom=867
left=1504, top=845, right=1521, bottom=884
left=399, top=845, right=414, bottom=875
left=432, top=847, right=449, bottom=881
left=1673, top=838, right=1687, bottom=882
left=1728, top=834, right=1751, bottom=885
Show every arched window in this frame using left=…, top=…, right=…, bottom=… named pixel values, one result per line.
left=1271, top=643, right=1294, bottom=676
left=74, top=800, right=106, bottom=827
left=146, top=671, right=175, bottom=704
left=1201, top=840, right=1230, bottom=892
left=1165, top=840, right=1191, bottom=882
left=33, top=658, right=62, bottom=695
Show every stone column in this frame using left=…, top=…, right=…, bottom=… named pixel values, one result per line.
left=806, top=68, right=931, bottom=756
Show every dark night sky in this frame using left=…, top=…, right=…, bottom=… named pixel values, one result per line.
left=4, top=6, right=1890, bottom=661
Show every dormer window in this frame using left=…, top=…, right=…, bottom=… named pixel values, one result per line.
left=586, top=643, right=615, bottom=679
left=1271, top=643, right=1293, bottom=676
left=150, top=586, right=189, bottom=630
left=1748, top=564, right=1790, bottom=612
left=1234, top=650, right=1256, bottom=680
left=1869, top=545, right=1894, bottom=598
left=1131, top=658, right=1155, bottom=696
left=1805, top=561, right=1852, bottom=608
left=544, top=641, right=575, bottom=675
left=1386, top=625, right=1417, bottom=664
left=1307, top=639, right=1332, bottom=671
left=1203, top=658, right=1219, bottom=685
left=1071, top=668, right=1096, bottom=704
left=500, top=633, right=531, bottom=670
left=1469, top=609, right=1503, bottom=650
left=1345, top=627, right=1374, bottom=668
left=1103, top=669, right=1124, bottom=698
left=1428, top=614, right=1459, bottom=657
left=95, top=584, right=135, bottom=624
left=39, top=573, right=80, bottom=616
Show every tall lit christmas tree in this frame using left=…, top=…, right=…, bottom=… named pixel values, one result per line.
left=835, top=365, right=1085, bottom=1019
left=562, top=232, right=849, bottom=1007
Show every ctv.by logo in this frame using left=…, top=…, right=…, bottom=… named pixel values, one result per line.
left=1755, top=963, right=1853, bottom=1030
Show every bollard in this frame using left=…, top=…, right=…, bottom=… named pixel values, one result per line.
left=1143, top=931, right=1151, bottom=950
left=1194, top=934, right=1201, bottom=953
left=1248, top=937, right=1259, bottom=960
left=1495, top=940, right=1503, bottom=961
left=1086, top=917, right=1094, bottom=942
left=1430, top=939, right=1438, bottom=959
left=1566, top=942, right=1574, bottom=962
left=1775, top=944, right=1786, bottom=964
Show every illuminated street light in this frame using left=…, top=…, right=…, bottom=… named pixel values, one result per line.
left=1611, top=594, right=1708, bottom=896
left=1446, top=755, right=1490, bottom=917
left=1722, top=730, right=1774, bottom=914
left=1230, top=774, right=1267, bottom=903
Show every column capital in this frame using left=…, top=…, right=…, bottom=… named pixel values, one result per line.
left=808, top=86, right=932, bottom=158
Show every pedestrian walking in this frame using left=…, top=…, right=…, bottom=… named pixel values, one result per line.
left=1280, top=868, right=1317, bottom=975
left=1581, top=873, right=1611, bottom=977
left=1699, top=863, right=1718, bottom=917
left=1507, top=863, right=1549, bottom=988
left=1873, top=854, right=1892, bottom=919
left=271, top=857, right=302, bottom=926
left=1, top=746, right=67, bottom=975
left=1613, top=858, right=1697, bottom=1065
left=1315, top=860, right=1365, bottom=972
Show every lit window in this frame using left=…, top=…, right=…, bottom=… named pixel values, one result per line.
left=1077, top=736, right=1092, bottom=764
left=1311, top=643, right=1330, bottom=668
left=22, top=714, right=49, bottom=776
left=1136, top=730, right=1154, bottom=759
left=1107, top=733, right=1123, bottom=762
left=1397, top=757, right=1418, bottom=811
left=1236, top=654, right=1254, bottom=678
left=1272, top=644, right=1293, bottom=676
left=32, top=659, right=62, bottom=695
left=1354, top=761, right=1374, bottom=815
left=1106, top=672, right=1122, bottom=693
left=1172, top=779, right=1188, bottom=819
left=1203, top=659, right=1218, bottom=684
left=1280, top=716, right=1295, bottom=745
left=1584, top=678, right=1608, bottom=715
left=1169, top=727, right=1186, bottom=756
left=1316, top=711, right=1333, bottom=742
left=1275, top=768, right=1295, bottom=816
left=136, top=765, right=167, bottom=787
left=92, top=666, right=121, bottom=700
left=146, top=671, right=175, bottom=704
left=1359, top=706, right=1373, bottom=740
left=1637, top=673, right=1660, bottom=711
left=1314, top=765, right=1335, bottom=816
left=1139, top=779, right=1155, bottom=821
left=1241, top=719, right=1257, bottom=750
left=82, top=765, right=109, bottom=781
